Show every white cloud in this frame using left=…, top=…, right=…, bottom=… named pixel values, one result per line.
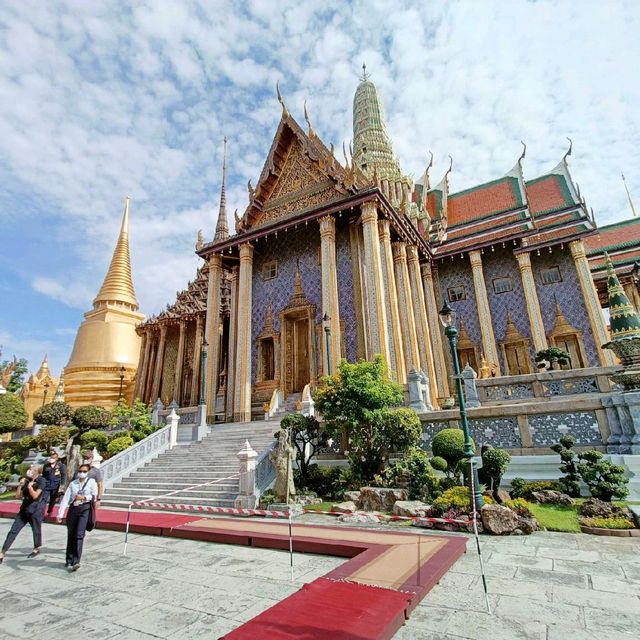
left=0, top=0, right=638, bottom=337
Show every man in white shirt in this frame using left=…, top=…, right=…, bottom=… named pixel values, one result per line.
left=57, top=463, right=98, bottom=571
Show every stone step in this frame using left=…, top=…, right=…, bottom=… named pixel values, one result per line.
left=103, top=493, right=238, bottom=506
left=101, top=497, right=237, bottom=510
left=106, top=488, right=238, bottom=500
left=114, top=481, right=239, bottom=491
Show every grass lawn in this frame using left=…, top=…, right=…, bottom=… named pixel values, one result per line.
left=303, top=501, right=336, bottom=513
left=527, top=502, right=581, bottom=533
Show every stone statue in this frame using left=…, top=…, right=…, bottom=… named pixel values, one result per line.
left=269, top=427, right=295, bottom=502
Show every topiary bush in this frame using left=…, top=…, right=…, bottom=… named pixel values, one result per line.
left=431, top=428, right=476, bottom=482
left=550, top=435, right=581, bottom=497
left=106, top=435, right=134, bottom=457
left=72, top=405, right=112, bottom=432
left=0, top=392, right=27, bottom=432
left=16, top=435, right=36, bottom=456
left=35, top=426, right=69, bottom=452
left=110, top=400, right=153, bottom=432
left=576, top=450, right=628, bottom=502
left=429, top=456, right=448, bottom=473
left=33, top=402, right=74, bottom=427
left=478, top=445, right=511, bottom=501
left=80, top=429, right=110, bottom=453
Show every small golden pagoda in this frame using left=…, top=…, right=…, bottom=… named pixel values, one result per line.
left=64, top=197, right=145, bottom=408
left=19, top=354, right=59, bottom=426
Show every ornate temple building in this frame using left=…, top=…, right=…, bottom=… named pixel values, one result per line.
left=64, top=197, right=144, bottom=408
left=19, top=354, right=62, bottom=426
left=133, top=70, right=619, bottom=422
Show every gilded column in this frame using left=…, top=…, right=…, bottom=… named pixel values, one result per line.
left=134, top=331, right=150, bottom=401
left=319, top=215, right=342, bottom=375
left=173, top=321, right=187, bottom=404
left=515, top=252, right=548, bottom=353
left=378, top=220, right=406, bottom=383
left=468, top=250, right=501, bottom=375
left=421, top=262, right=449, bottom=401
left=143, top=334, right=157, bottom=403
left=225, top=267, right=239, bottom=420
left=360, top=201, right=391, bottom=366
left=190, top=315, right=203, bottom=406
left=150, top=324, right=167, bottom=402
left=233, top=244, right=253, bottom=421
left=392, top=242, right=421, bottom=373
left=205, top=254, right=224, bottom=414
left=407, top=245, right=438, bottom=395
left=569, top=240, right=616, bottom=366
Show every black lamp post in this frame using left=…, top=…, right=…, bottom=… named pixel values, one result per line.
left=118, top=366, right=126, bottom=402
left=323, top=313, right=332, bottom=376
left=199, top=339, right=208, bottom=406
left=438, top=299, right=484, bottom=511
left=42, top=382, right=50, bottom=407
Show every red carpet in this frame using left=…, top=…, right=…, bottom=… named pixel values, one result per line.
left=0, top=501, right=466, bottom=640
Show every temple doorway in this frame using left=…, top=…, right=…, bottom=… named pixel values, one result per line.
left=292, top=318, right=310, bottom=392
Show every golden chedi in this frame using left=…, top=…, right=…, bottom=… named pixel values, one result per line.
left=64, top=197, right=145, bottom=408
left=19, top=354, right=59, bottom=426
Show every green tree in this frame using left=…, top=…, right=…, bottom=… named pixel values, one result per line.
left=550, top=435, right=581, bottom=497
left=277, top=413, right=328, bottom=485
left=110, top=400, right=153, bottom=433
left=34, top=426, right=70, bottom=452
left=315, top=357, right=419, bottom=480
left=577, top=450, right=629, bottom=502
left=431, top=428, right=476, bottom=482
left=0, top=392, right=28, bottom=432
left=72, top=405, right=112, bottom=435
left=33, top=401, right=74, bottom=426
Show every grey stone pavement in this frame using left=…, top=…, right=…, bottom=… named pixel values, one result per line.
left=0, top=519, right=639, bottom=639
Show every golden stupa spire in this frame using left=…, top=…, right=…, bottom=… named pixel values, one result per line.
left=36, top=353, right=49, bottom=379
left=214, top=137, right=230, bottom=242
left=93, top=196, right=139, bottom=311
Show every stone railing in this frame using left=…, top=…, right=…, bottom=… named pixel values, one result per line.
left=255, top=441, right=276, bottom=495
left=102, top=422, right=172, bottom=489
left=476, top=366, right=619, bottom=404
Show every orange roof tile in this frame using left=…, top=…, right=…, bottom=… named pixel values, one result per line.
left=526, top=174, right=574, bottom=215
left=584, top=218, right=640, bottom=255
left=448, top=176, right=523, bottom=226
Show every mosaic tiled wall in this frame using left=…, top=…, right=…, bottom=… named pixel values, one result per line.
left=436, top=256, right=483, bottom=350
left=481, top=247, right=532, bottom=372
left=531, top=249, right=599, bottom=367
left=160, top=326, right=179, bottom=404
left=468, top=417, right=521, bottom=448
left=529, top=411, right=602, bottom=446
left=251, top=227, right=322, bottom=384
left=335, top=221, right=358, bottom=362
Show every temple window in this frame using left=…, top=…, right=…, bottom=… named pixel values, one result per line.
left=500, top=311, right=532, bottom=375
left=548, top=300, right=587, bottom=369
left=492, top=277, right=513, bottom=294
left=448, top=285, right=466, bottom=302
left=260, top=337, right=275, bottom=381
left=541, top=266, right=562, bottom=285
left=263, top=261, right=278, bottom=280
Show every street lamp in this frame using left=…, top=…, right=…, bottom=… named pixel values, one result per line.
left=323, top=313, right=332, bottom=376
left=42, top=382, right=50, bottom=407
left=438, top=299, right=484, bottom=511
left=118, top=366, right=126, bottom=402
left=199, top=339, right=208, bottom=406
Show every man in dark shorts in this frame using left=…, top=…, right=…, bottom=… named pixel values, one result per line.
left=42, top=451, right=66, bottom=515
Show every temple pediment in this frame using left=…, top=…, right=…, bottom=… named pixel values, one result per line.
left=239, top=114, right=364, bottom=231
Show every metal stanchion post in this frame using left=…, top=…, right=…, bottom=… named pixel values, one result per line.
left=469, top=458, right=491, bottom=614
left=288, top=511, right=294, bottom=582
left=123, top=502, right=133, bottom=556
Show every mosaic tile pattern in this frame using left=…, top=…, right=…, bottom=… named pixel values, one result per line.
left=251, top=227, right=322, bottom=384
left=469, top=417, right=521, bottom=448
left=532, top=249, right=599, bottom=367
left=419, top=421, right=451, bottom=451
left=481, top=246, right=533, bottom=371
left=529, top=411, right=602, bottom=446
left=335, top=222, right=358, bottom=362
left=484, top=382, right=534, bottom=401
left=543, top=377, right=599, bottom=397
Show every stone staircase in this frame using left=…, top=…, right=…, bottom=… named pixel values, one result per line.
left=101, top=420, right=279, bottom=510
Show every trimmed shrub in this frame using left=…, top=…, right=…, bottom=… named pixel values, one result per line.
left=80, top=430, right=110, bottom=453
left=478, top=446, right=511, bottom=497
left=0, top=392, right=27, bottom=432
left=35, top=426, right=69, bottom=451
left=33, top=402, right=74, bottom=427
left=106, top=435, right=134, bottom=457
left=431, top=428, right=475, bottom=481
left=72, top=405, right=112, bottom=432
left=429, top=456, right=448, bottom=473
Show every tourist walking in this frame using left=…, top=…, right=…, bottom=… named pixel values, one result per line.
left=0, top=464, right=46, bottom=563
left=57, top=463, right=98, bottom=571
left=42, top=451, right=66, bottom=516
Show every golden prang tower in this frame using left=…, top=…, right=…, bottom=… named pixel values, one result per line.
left=64, top=197, right=145, bottom=408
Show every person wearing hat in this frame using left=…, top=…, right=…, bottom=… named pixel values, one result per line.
left=42, top=451, right=66, bottom=516
left=57, top=463, right=98, bottom=571
left=0, top=464, right=46, bottom=562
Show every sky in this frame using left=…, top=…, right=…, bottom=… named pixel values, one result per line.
left=0, top=0, right=639, bottom=379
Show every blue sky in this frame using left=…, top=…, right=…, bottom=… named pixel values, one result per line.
left=1, top=0, right=639, bottom=379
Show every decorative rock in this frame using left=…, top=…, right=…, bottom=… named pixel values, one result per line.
left=344, top=490, right=361, bottom=503
left=481, top=504, right=520, bottom=535
left=393, top=501, right=431, bottom=518
left=531, top=490, right=575, bottom=506
left=332, top=501, right=357, bottom=514
left=580, top=497, right=630, bottom=519
left=338, top=511, right=381, bottom=524
left=516, top=515, right=539, bottom=534
left=358, top=487, right=409, bottom=512
left=496, top=489, right=511, bottom=503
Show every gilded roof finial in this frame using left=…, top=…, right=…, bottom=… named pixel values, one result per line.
left=622, top=172, right=638, bottom=218
left=519, top=140, right=527, bottom=164
left=196, top=229, right=204, bottom=251
left=303, top=101, right=315, bottom=138
left=360, top=62, right=370, bottom=82
left=214, top=137, right=230, bottom=242
left=563, top=137, right=573, bottom=161
left=247, top=179, right=255, bottom=200
left=446, top=155, right=453, bottom=177
left=276, top=80, right=288, bottom=118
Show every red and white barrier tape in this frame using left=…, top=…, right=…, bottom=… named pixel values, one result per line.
left=132, top=501, right=288, bottom=518
left=133, top=473, right=241, bottom=507
left=303, top=507, right=475, bottom=525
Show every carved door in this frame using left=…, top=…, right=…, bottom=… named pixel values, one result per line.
left=457, top=348, right=478, bottom=373
left=504, top=344, right=531, bottom=375
left=555, top=336, right=584, bottom=369
left=293, top=318, right=310, bottom=392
